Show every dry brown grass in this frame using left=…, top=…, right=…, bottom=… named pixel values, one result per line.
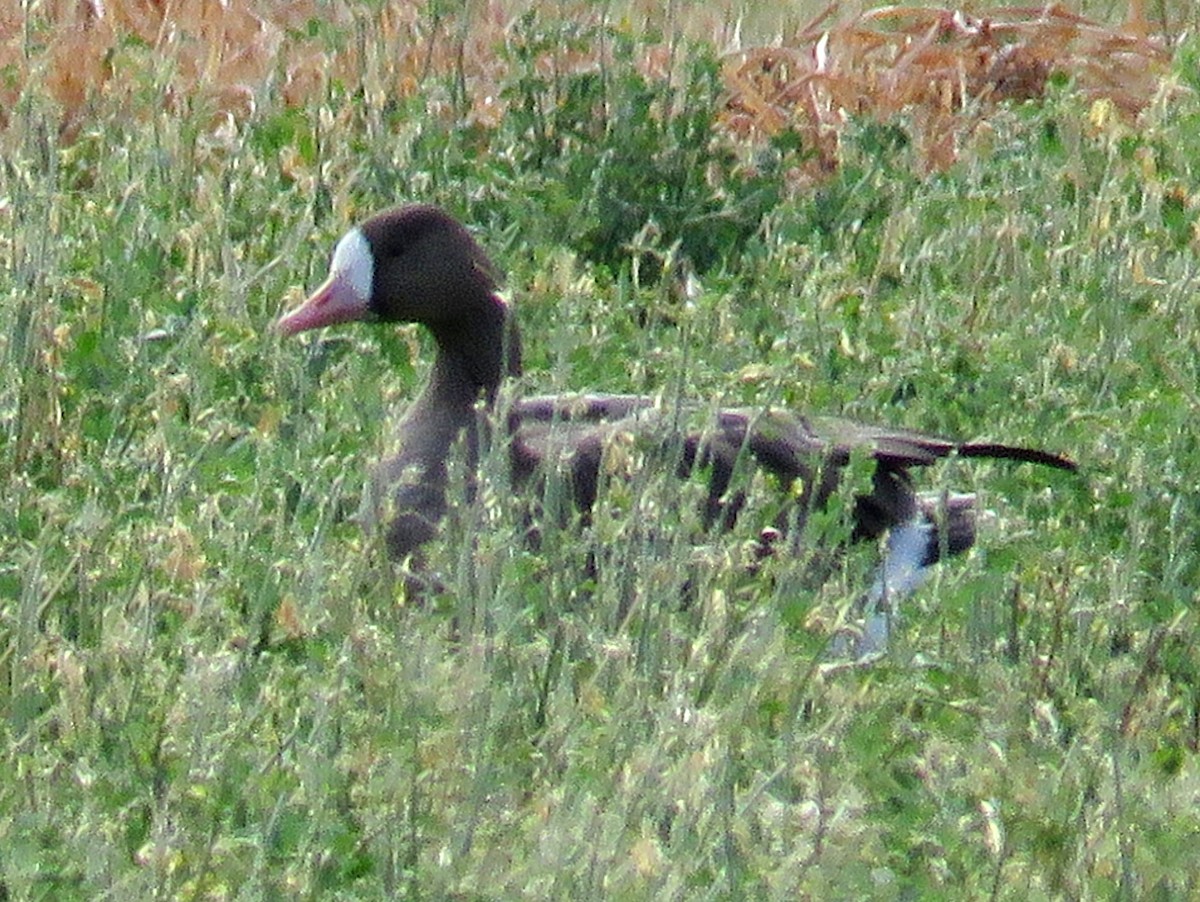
left=1, top=1, right=1177, bottom=171
left=724, top=3, right=1173, bottom=174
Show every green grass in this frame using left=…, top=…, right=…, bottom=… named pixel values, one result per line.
left=2, top=9, right=1200, bottom=900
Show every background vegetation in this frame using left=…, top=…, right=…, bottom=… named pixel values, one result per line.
left=2, top=0, right=1199, bottom=897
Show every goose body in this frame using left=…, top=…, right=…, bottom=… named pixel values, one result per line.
left=278, top=204, right=1075, bottom=578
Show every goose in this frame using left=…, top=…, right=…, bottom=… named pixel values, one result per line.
left=277, top=203, right=1076, bottom=617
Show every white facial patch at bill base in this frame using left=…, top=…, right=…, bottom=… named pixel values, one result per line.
left=330, top=227, right=374, bottom=304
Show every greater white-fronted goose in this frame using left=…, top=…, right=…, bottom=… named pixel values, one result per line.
left=277, top=204, right=1076, bottom=592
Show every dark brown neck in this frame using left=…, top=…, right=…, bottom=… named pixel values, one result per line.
left=427, top=293, right=522, bottom=405
left=379, top=295, right=521, bottom=559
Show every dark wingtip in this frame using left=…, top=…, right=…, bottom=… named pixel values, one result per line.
left=957, top=443, right=1078, bottom=472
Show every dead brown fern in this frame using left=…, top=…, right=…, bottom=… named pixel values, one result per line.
left=0, top=1, right=1179, bottom=176
left=721, top=3, right=1173, bottom=175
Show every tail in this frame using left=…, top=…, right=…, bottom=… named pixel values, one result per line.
left=957, top=442, right=1077, bottom=472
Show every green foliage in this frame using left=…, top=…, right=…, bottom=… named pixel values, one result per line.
left=2, top=9, right=1199, bottom=900
left=411, top=15, right=782, bottom=278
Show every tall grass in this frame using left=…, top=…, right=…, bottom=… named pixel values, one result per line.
left=1, top=2, right=1198, bottom=898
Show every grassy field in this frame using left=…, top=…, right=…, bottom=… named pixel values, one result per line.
left=2, top=1, right=1200, bottom=898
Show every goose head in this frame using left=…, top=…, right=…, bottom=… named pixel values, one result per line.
left=277, top=204, right=519, bottom=393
